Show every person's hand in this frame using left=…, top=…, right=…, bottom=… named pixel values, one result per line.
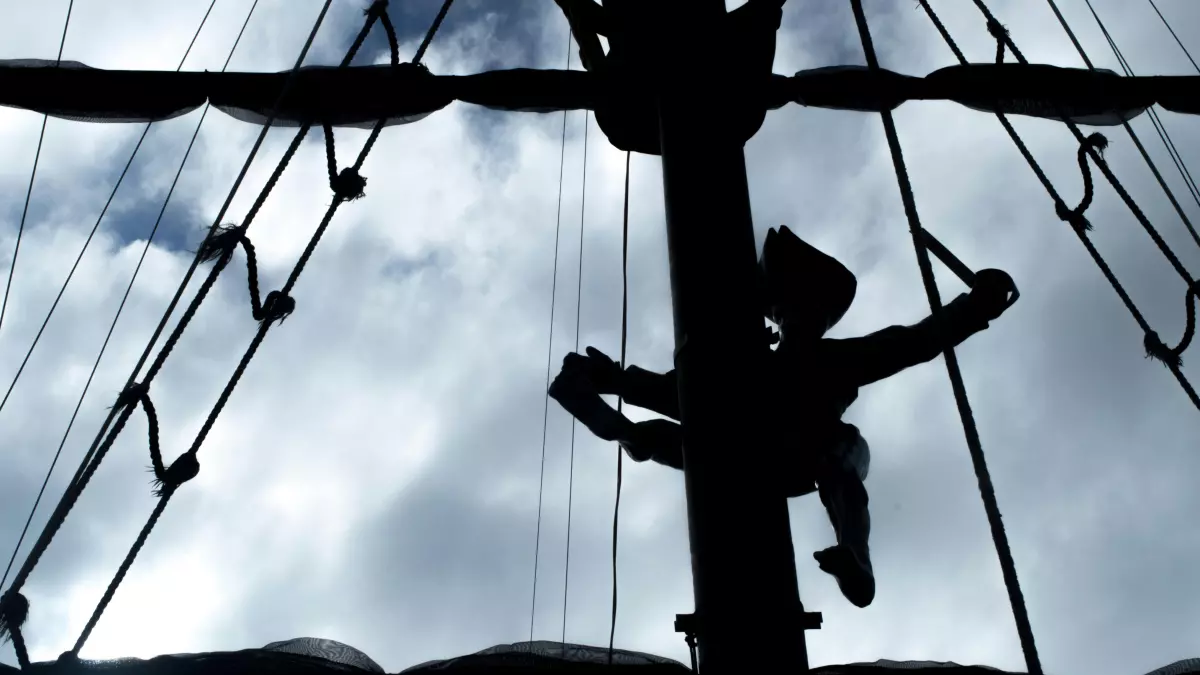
left=582, top=346, right=623, bottom=390
left=967, top=269, right=1018, bottom=321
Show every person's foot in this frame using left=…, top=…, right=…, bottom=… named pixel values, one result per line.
left=814, top=545, right=875, bottom=608
left=619, top=438, right=654, bottom=463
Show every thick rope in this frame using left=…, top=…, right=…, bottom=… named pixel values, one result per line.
left=1070, top=0, right=1200, bottom=250
left=1056, top=133, right=1107, bottom=234
left=850, top=3, right=1043, bottom=674
left=530, top=27, right=574, bottom=646
left=0, top=0, right=74, bottom=340
left=0, top=1, right=342, bottom=660
left=365, top=1, right=401, bottom=66
left=69, top=3, right=450, bottom=654
left=607, top=151, right=631, bottom=664
left=413, top=0, right=454, bottom=65
left=970, top=0, right=1197, bottom=294
left=562, top=108, right=590, bottom=647
left=916, top=0, right=1200, bottom=410
left=324, top=125, right=367, bottom=202
left=1, top=0, right=244, bottom=599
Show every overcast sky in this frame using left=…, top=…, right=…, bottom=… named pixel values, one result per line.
left=1, top=0, right=1198, bottom=673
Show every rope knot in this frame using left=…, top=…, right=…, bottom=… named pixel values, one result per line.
left=364, top=0, right=388, bottom=19
left=197, top=224, right=246, bottom=263
left=1055, top=201, right=1092, bottom=233
left=261, top=290, right=296, bottom=325
left=331, top=168, right=367, bottom=202
left=1083, top=132, right=1109, bottom=155
left=1144, top=331, right=1181, bottom=368
left=114, top=381, right=150, bottom=411
left=0, top=591, right=29, bottom=644
left=153, top=451, right=200, bottom=497
left=986, top=18, right=1008, bottom=41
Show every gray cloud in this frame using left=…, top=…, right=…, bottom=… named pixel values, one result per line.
left=1, top=0, right=1199, bottom=674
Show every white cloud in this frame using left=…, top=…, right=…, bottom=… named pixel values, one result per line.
left=2, top=0, right=1199, bottom=674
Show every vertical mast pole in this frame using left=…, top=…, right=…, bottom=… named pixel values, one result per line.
left=631, top=0, right=811, bottom=671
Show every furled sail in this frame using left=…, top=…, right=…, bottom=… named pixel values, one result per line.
left=1, top=60, right=1194, bottom=132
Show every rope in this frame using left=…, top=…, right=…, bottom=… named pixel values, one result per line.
left=916, top=0, right=1200, bottom=410
left=562, top=108, right=590, bottom=647
left=1146, top=0, right=1199, bottom=74
left=413, top=0, right=454, bottom=65
left=530, top=26, right=574, bottom=646
left=607, top=151, right=631, bottom=665
left=0, top=0, right=245, bottom=598
left=1065, top=0, right=1195, bottom=249
left=0, top=0, right=343, bottom=660
left=850, top=3, right=1043, bottom=674
left=70, top=1, right=450, bottom=654
left=0, top=0, right=74, bottom=340
left=971, top=0, right=1197, bottom=298
left=365, top=1, right=401, bottom=66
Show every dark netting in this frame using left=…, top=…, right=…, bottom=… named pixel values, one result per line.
left=262, top=637, right=384, bottom=673
left=398, top=641, right=688, bottom=672
left=2, top=60, right=1196, bottom=131
left=2, top=640, right=1198, bottom=675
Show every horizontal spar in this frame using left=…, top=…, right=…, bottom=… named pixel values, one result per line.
left=1, top=59, right=1194, bottom=129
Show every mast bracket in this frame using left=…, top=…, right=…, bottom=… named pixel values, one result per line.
left=674, top=609, right=823, bottom=641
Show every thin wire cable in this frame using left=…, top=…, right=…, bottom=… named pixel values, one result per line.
left=1146, top=0, right=1199, bottom=74
left=1078, top=0, right=1200, bottom=246
left=530, top=29, right=573, bottom=645
left=973, top=0, right=1195, bottom=290
left=0, top=0, right=74, bottom=339
left=562, top=109, right=590, bottom=647
left=1, top=0, right=337, bottom=609
left=924, top=0, right=1199, bottom=408
left=1, top=0, right=251, bottom=595
left=607, top=150, right=630, bottom=664
left=0, top=0, right=222, bottom=428
left=851, top=2, right=1043, bottom=674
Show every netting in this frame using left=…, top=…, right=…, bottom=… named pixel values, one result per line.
left=1, top=640, right=1197, bottom=675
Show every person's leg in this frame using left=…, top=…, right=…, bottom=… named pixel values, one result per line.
left=549, top=360, right=685, bottom=470
left=617, top=366, right=681, bottom=420
left=549, top=362, right=636, bottom=442
left=572, top=347, right=681, bottom=421
left=813, top=427, right=875, bottom=608
left=621, top=418, right=684, bottom=469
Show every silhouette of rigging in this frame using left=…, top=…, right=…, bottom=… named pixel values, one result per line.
left=1, top=0, right=1198, bottom=673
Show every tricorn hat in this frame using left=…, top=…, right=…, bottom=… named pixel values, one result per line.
left=759, top=225, right=857, bottom=331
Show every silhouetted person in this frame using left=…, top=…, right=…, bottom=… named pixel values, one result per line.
left=549, top=225, right=1018, bottom=609
left=553, top=0, right=787, bottom=154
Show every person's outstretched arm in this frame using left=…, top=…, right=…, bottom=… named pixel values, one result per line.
left=822, top=269, right=1017, bottom=388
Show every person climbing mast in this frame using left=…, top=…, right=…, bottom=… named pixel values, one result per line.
left=549, top=224, right=1018, bottom=609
